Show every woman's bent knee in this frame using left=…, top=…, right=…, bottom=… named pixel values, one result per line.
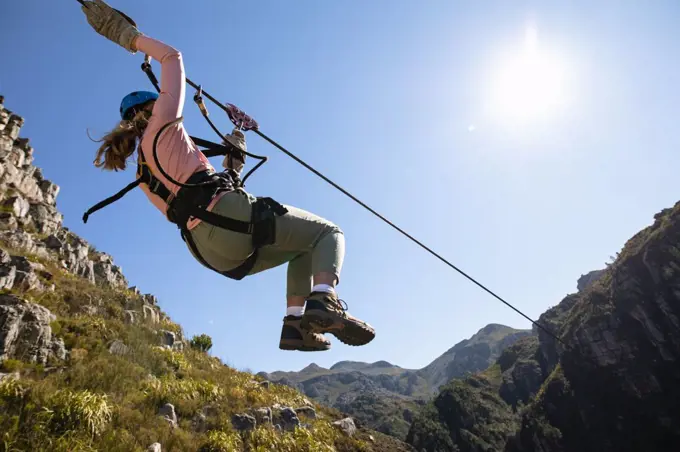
left=322, top=221, right=342, bottom=238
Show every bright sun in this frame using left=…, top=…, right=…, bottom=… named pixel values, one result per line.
left=490, top=27, right=566, bottom=123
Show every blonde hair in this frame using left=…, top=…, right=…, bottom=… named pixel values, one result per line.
left=92, top=109, right=150, bottom=171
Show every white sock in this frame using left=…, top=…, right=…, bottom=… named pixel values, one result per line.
left=286, top=306, right=305, bottom=317
left=312, top=284, right=335, bottom=295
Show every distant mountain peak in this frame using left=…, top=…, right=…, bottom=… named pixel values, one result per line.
left=330, top=361, right=365, bottom=370
left=479, top=323, right=508, bottom=334
left=300, top=363, right=326, bottom=373
left=371, top=360, right=396, bottom=368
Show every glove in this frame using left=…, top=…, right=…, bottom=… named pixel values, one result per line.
left=222, top=129, right=247, bottom=174
left=81, top=0, right=142, bottom=53
left=223, top=129, right=247, bottom=154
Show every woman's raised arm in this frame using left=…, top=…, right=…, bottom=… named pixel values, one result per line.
left=80, top=0, right=185, bottom=122
left=133, top=36, right=185, bottom=123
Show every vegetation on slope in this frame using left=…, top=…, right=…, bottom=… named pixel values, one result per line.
left=0, top=242, right=412, bottom=451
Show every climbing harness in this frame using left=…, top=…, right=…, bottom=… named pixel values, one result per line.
left=76, top=0, right=573, bottom=348
left=147, top=116, right=287, bottom=281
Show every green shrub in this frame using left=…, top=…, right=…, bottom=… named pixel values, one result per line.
left=0, top=359, right=24, bottom=373
left=0, top=377, right=27, bottom=405
left=152, top=347, right=190, bottom=372
left=46, top=389, right=112, bottom=437
left=143, top=375, right=224, bottom=409
left=159, top=318, right=183, bottom=336
left=239, top=420, right=346, bottom=452
left=201, top=430, right=243, bottom=451
left=50, top=319, right=63, bottom=336
left=190, top=334, right=213, bottom=353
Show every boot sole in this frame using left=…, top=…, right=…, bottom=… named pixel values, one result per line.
left=279, top=340, right=330, bottom=352
left=300, top=311, right=375, bottom=346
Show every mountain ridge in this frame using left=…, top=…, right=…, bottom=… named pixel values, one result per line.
left=260, top=323, right=532, bottom=439
left=406, top=201, right=680, bottom=451
left=263, top=323, right=531, bottom=382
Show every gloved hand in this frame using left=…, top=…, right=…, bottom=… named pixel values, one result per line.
left=81, top=0, right=142, bottom=53
left=223, top=129, right=247, bottom=153
left=222, top=129, right=247, bottom=174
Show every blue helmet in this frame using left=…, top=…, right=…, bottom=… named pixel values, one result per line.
left=120, top=90, right=159, bottom=120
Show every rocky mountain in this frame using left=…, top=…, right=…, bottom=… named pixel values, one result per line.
left=418, top=324, right=532, bottom=392
left=407, top=202, right=680, bottom=452
left=260, top=324, right=532, bottom=439
left=0, top=95, right=415, bottom=451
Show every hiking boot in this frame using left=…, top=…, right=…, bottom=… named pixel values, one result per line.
left=300, top=292, right=375, bottom=346
left=279, top=315, right=331, bottom=352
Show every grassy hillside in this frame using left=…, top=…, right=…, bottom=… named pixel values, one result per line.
left=0, top=242, right=400, bottom=451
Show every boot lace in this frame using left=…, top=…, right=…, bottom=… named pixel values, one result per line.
left=328, top=295, right=349, bottom=312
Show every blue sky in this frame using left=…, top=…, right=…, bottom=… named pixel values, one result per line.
left=3, top=1, right=680, bottom=374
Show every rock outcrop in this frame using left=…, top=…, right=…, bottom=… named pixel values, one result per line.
left=0, top=294, right=65, bottom=364
left=577, top=269, right=605, bottom=292
left=0, top=99, right=127, bottom=290
left=334, top=417, right=358, bottom=437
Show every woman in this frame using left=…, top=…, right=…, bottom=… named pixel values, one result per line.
left=80, top=0, right=375, bottom=351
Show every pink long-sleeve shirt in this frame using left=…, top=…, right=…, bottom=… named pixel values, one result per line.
left=134, top=35, right=226, bottom=229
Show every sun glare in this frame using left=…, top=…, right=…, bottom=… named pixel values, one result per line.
left=490, top=27, right=566, bottom=123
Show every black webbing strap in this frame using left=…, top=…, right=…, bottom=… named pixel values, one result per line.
left=175, top=203, right=254, bottom=234
left=190, top=136, right=234, bottom=158
left=178, top=198, right=288, bottom=281
left=82, top=178, right=142, bottom=223
left=137, top=150, right=175, bottom=203
left=81, top=151, right=177, bottom=223
left=82, top=140, right=244, bottom=228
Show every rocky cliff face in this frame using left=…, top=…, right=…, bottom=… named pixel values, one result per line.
left=0, top=96, right=414, bottom=451
left=0, top=96, right=127, bottom=290
left=262, top=324, right=531, bottom=440
left=407, top=202, right=680, bottom=452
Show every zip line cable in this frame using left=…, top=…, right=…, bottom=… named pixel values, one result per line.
left=165, top=69, right=569, bottom=349
left=253, top=130, right=558, bottom=337
left=75, top=0, right=568, bottom=348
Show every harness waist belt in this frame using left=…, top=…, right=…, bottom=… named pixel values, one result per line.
left=166, top=170, right=233, bottom=226
left=164, top=169, right=288, bottom=280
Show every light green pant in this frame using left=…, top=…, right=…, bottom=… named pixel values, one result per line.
left=187, top=189, right=345, bottom=297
